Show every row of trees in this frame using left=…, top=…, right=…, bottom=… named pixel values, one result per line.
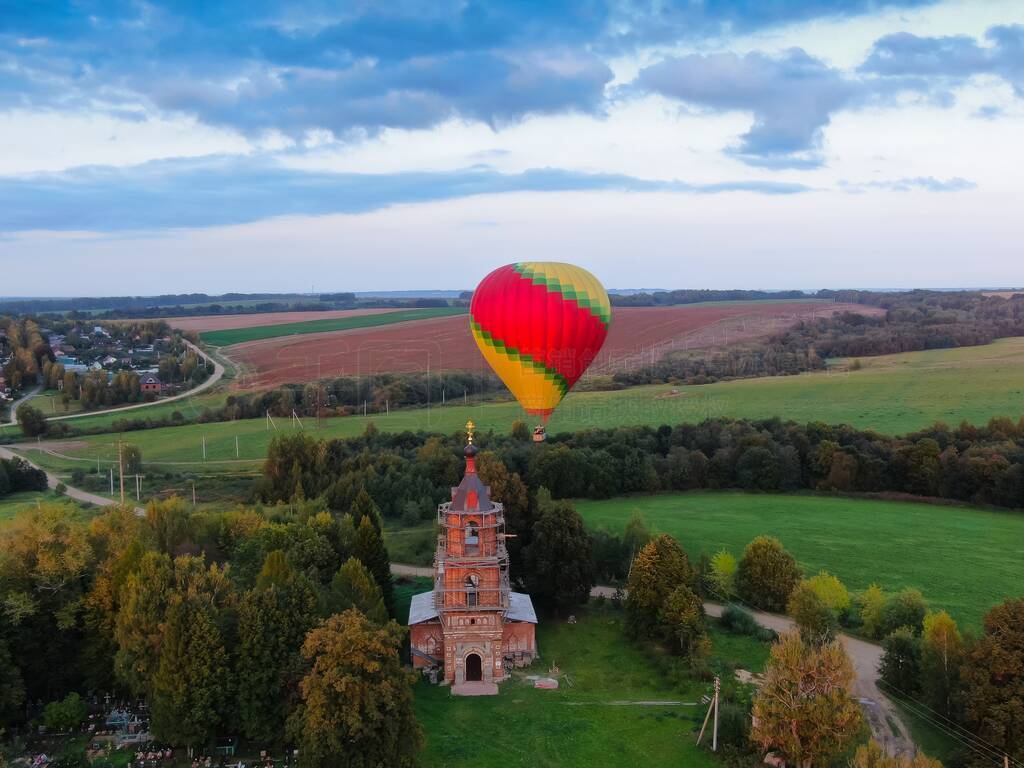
left=1, top=317, right=48, bottom=393
left=0, top=490, right=424, bottom=766
left=250, top=418, right=1024, bottom=529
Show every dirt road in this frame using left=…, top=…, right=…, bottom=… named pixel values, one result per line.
left=0, top=445, right=145, bottom=514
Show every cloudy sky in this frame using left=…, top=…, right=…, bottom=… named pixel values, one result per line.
left=1, top=0, right=1022, bottom=295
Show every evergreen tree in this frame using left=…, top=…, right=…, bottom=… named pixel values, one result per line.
left=477, top=452, right=531, bottom=575
left=626, top=534, right=695, bottom=640
left=236, top=553, right=317, bottom=744
left=151, top=597, right=230, bottom=749
left=352, top=515, right=394, bottom=617
left=659, top=584, right=708, bottom=659
left=114, top=552, right=174, bottom=696
left=523, top=496, right=594, bottom=614
left=736, top=536, right=801, bottom=612
left=350, top=488, right=383, bottom=534
left=327, top=558, right=387, bottom=624
left=288, top=610, right=422, bottom=768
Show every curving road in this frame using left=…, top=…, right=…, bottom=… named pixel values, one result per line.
left=2, top=382, right=42, bottom=427
left=0, top=444, right=146, bottom=515
left=391, top=565, right=915, bottom=757
left=47, top=340, right=225, bottom=422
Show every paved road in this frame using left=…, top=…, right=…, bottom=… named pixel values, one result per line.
left=2, top=382, right=42, bottom=426
left=391, top=565, right=915, bottom=756
left=47, top=340, right=225, bottom=422
left=0, top=444, right=146, bottom=514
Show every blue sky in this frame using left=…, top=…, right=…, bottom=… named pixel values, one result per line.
left=0, top=0, right=1021, bottom=293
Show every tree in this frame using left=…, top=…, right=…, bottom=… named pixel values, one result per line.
left=236, top=553, right=318, bottom=744
left=626, top=534, right=695, bottom=641
left=879, top=588, right=927, bottom=637
left=806, top=570, right=850, bottom=613
left=151, top=597, right=231, bottom=749
left=350, top=487, right=382, bottom=534
left=788, top=581, right=838, bottom=645
left=16, top=404, right=46, bottom=437
left=327, top=558, right=387, bottom=624
left=880, top=628, right=921, bottom=694
left=920, top=610, right=963, bottom=718
left=0, top=638, right=25, bottom=726
left=113, top=552, right=174, bottom=696
left=121, top=444, right=142, bottom=476
left=288, top=610, right=422, bottom=768
left=736, top=536, right=801, bottom=612
left=352, top=515, right=394, bottom=616
left=42, top=693, right=88, bottom=733
left=622, top=509, right=652, bottom=557
left=962, top=598, right=1024, bottom=763
left=659, top=584, right=708, bottom=659
left=523, top=496, right=594, bottom=613
left=849, top=739, right=943, bottom=768
left=709, top=550, right=737, bottom=598
left=146, top=496, right=192, bottom=555
left=751, top=633, right=863, bottom=768
left=860, top=584, right=887, bottom=639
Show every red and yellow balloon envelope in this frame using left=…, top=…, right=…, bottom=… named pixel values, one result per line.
left=470, top=262, right=611, bottom=424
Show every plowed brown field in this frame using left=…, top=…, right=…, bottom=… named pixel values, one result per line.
left=156, top=308, right=399, bottom=333
left=226, top=301, right=881, bottom=389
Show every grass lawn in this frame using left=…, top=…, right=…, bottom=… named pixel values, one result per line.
left=0, top=491, right=95, bottom=522
left=26, top=389, right=84, bottom=416
left=385, top=522, right=437, bottom=567
left=201, top=306, right=467, bottom=346
left=13, top=336, right=1024, bottom=458
left=413, top=605, right=766, bottom=768
left=575, top=491, right=1024, bottom=630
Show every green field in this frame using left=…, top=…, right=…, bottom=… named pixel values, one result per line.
left=14, top=336, right=1024, bottom=468
left=575, top=491, right=1024, bottom=629
left=200, top=306, right=467, bottom=346
left=26, top=389, right=84, bottom=416
left=413, top=604, right=767, bottom=768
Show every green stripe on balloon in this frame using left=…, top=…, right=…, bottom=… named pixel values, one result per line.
left=471, top=321, right=570, bottom=394
left=512, top=263, right=611, bottom=327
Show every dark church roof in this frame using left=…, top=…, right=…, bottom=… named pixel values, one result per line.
left=450, top=443, right=493, bottom=513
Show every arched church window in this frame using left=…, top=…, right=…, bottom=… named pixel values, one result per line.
left=465, top=573, right=480, bottom=607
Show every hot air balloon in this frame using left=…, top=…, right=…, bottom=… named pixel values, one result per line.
left=470, top=262, right=611, bottom=439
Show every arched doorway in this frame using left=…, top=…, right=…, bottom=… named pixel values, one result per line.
left=465, top=653, right=483, bottom=682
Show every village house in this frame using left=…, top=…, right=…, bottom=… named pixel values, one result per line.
left=409, top=421, right=537, bottom=695
left=139, top=374, right=162, bottom=395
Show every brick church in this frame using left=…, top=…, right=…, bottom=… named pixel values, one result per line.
left=408, top=422, right=537, bottom=695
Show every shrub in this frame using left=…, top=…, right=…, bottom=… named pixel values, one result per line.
left=43, top=692, right=88, bottom=733
left=719, top=605, right=777, bottom=642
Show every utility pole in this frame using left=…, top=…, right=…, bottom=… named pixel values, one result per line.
left=109, top=467, right=113, bottom=495
left=696, top=676, right=720, bottom=751
left=191, top=481, right=196, bottom=507
left=135, top=474, right=141, bottom=501
left=117, top=440, right=125, bottom=505
left=235, top=435, right=239, bottom=459
left=202, top=435, right=206, bottom=461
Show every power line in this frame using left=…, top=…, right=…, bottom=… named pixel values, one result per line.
left=878, top=680, right=1016, bottom=767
